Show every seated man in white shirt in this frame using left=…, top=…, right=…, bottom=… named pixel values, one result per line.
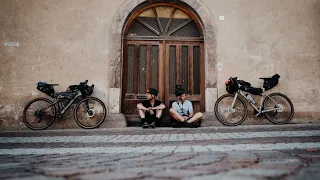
left=169, top=88, right=203, bottom=128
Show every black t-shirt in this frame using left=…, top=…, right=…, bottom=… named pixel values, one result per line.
left=141, top=100, right=163, bottom=115
left=141, top=99, right=162, bottom=108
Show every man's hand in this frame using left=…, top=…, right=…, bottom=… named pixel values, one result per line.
left=148, top=107, right=154, bottom=115
left=182, top=116, right=189, bottom=120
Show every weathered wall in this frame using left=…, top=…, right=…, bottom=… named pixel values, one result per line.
left=205, top=0, right=320, bottom=120
left=0, top=0, right=126, bottom=129
left=0, top=0, right=319, bottom=130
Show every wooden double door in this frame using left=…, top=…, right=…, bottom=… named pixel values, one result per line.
left=122, top=40, right=205, bottom=121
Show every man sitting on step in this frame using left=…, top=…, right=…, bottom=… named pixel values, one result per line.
left=169, top=88, right=203, bottom=128
left=137, top=88, right=165, bottom=129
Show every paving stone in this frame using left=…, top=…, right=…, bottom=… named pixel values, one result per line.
left=185, top=158, right=256, bottom=174
left=177, top=134, right=185, bottom=140
left=9, top=176, right=65, bottom=180
left=161, top=134, right=170, bottom=141
left=0, top=172, right=37, bottom=180
left=145, top=134, right=155, bottom=141
left=186, top=134, right=195, bottom=141
left=215, top=133, right=231, bottom=139
left=152, top=169, right=209, bottom=179
left=70, top=172, right=145, bottom=180
left=116, top=135, right=131, bottom=142
left=290, top=162, right=320, bottom=180
left=227, top=168, right=290, bottom=177
left=154, top=146, right=177, bottom=153
left=200, top=133, right=212, bottom=140
left=193, top=133, right=204, bottom=140
left=226, top=151, right=258, bottom=161
left=206, top=145, right=230, bottom=152
left=187, top=173, right=258, bottom=180
left=116, top=168, right=156, bottom=178
left=192, top=145, right=210, bottom=152
left=175, top=145, right=193, bottom=152
left=132, top=153, right=172, bottom=162
left=34, top=166, right=109, bottom=177
left=169, top=134, right=178, bottom=141
left=207, top=133, right=222, bottom=139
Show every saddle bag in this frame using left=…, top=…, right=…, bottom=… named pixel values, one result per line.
left=36, top=82, right=55, bottom=98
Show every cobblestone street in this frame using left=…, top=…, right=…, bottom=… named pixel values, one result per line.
left=0, top=124, right=320, bottom=180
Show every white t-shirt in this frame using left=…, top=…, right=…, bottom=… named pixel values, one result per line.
left=172, top=100, right=193, bottom=116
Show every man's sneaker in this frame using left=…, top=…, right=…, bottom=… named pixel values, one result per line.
left=149, top=122, right=155, bottom=129
left=142, top=122, right=149, bottom=129
left=181, top=120, right=192, bottom=128
left=191, top=121, right=200, bottom=128
left=172, top=121, right=181, bottom=128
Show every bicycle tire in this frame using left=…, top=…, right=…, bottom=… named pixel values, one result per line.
left=74, top=97, right=107, bottom=129
left=22, top=97, right=56, bottom=130
left=214, top=94, right=248, bottom=126
left=263, top=93, right=294, bottom=124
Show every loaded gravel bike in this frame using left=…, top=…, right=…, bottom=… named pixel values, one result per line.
left=214, top=74, right=294, bottom=126
left=22, top=80, right=106, bottom=130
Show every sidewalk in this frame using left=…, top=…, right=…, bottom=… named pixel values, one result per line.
left=0, top=124, right=319, bottom=180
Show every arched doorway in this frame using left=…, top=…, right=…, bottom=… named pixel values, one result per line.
left=121, top=3, right=205, bottom=123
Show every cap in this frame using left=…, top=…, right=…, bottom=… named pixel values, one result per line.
left=146, top=88, right=158, bottom=96
left=175, top=88, right=186, bottom=97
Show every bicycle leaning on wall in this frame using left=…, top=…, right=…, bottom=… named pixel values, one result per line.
left=214, top=74, right=294, bottom=126
left=22, top=80, right=106, bottom=130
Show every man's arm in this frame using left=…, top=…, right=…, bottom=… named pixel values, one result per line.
left=152, top=103, right=165, bottom=110
left=137, top=103, right=150, bottom=111
left=188, top=101, right=194, bottom=117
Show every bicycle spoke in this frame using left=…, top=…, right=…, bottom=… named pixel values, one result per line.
left=263, top=93, right=294, bottom=124
left=214, top=94, right=247, bottom=126
left=23, top=98, right=56, bottom=130
left=75, top=97, right=106, bottom=129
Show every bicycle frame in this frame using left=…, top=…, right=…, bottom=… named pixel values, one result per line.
left=232, top=90, right=282, bottom=117
left=38, top=91, right=83, bottom=117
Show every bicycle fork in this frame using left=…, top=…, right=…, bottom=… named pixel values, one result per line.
left=84, top=99, right=95, bottom=117
left=229, top=93, right=239, bottom=113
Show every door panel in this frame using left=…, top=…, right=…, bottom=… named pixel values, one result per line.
left=122, top=41, right=161, bottom=117
left=165, top=42, right=204, bottom=114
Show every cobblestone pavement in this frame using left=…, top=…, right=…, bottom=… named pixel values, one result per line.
left=0, top=124, right=320, bottom=180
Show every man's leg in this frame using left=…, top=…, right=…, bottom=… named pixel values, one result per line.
left=169, top=108, right=185, bottom=122
left=156, top=109, right=163, bottom=125
left=156, top=109, right=163, bottom=119
left=138, top=109, right=149, bottom=128
left=169, top=108, right=192, bottom=127
left=186, top=112, right=203, bottom=124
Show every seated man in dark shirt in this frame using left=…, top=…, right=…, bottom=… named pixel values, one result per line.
left=137, top=88, right=165, bottom=128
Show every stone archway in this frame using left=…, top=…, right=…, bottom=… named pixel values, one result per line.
left=107, top=0, right=217, bottom=123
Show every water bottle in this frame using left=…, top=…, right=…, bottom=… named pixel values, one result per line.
left=245, top=94, right=255, bottom=104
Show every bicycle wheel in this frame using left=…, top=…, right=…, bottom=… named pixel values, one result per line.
left=74, top=97, right=106, bottom=129
left=214, top=94, right=248, bottom=126
left=263, top=93, right=294, bottom=124
left=22, top=97, right=56, bottom=130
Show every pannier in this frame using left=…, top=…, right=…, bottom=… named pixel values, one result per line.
left=240, top=86, right=263, bottom=95
left=66, top=85, right=78, bottom=92
left=263, top=74, right=280, bottom=90
left=55, top=92, right=78, bottom=99
left=36, top=82, right=55, bottom=98
left=78, top=84, right=94, bottom=96
left=237, top=80, right=251, bottom=87
left=225, top=77, right=239, bottom=94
